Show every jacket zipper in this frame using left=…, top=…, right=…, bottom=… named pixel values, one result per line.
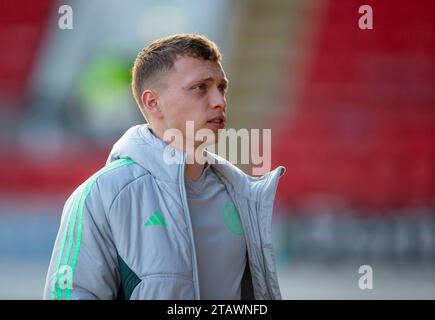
left=179, top=158, right=201, bottom=299
left=212, top=169, right=261, bottom=299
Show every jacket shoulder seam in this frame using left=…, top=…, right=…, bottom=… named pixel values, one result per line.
left=107, top=172, right=151, bottom=213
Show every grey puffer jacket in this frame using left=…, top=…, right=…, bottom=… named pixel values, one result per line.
left=43, top=124, right=285, bottom=300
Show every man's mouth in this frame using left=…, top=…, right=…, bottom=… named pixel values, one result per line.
left=206, top=117, right=225, bottom=130
left=207, top=119, right=224, bottom=124
left=207, top=116, right=225, bottom=126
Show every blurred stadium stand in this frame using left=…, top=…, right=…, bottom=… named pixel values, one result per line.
left=271, top=0, right=435, bottom=266
left=273, top=0, right=435, bottom=208
left=0, top=0, right=434, bottom=299
left=0, top=0, right=53, bottom=107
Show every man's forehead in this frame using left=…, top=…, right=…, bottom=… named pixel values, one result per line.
left=171, top=56, right=227, bottom=83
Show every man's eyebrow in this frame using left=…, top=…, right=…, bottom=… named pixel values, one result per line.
left=190, top=77, right=229, bottom=85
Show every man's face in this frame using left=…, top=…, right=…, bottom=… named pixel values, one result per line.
left=156, top=56, right=228, bottom=147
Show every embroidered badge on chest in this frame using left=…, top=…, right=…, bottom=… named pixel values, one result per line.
left=221, top=203, right=243, bottom=237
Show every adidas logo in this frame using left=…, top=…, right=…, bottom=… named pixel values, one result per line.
left=144, top=211, right=167, bottom=227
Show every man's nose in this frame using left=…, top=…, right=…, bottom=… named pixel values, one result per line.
left=210, top=88, right=226, bottom=110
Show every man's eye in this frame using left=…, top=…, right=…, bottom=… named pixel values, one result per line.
left=218, top=84, right=227, bottom=93
left=195, top=84, right=206, bottom=91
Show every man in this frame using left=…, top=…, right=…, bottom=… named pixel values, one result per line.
left=43, top=33, right=285, bottom=300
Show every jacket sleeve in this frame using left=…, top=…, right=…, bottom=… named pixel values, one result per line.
left=43, top=180, right=120, bottom=300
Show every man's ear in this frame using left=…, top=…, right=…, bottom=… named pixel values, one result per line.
left=141, top=89, right=163, bottom=119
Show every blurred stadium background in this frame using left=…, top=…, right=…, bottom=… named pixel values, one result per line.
left=1, top=0, right=434, bottom=299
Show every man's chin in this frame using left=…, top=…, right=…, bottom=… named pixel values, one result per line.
left=196, top=125, right=224, bottom=144
left=194, top=135, right=218, bottom=148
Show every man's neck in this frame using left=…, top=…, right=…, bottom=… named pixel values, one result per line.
left=148, top=124, right=207, bottom=181
left=185, top=162, right=206, bottom=181
left=183, top=146, right=208, bottom=181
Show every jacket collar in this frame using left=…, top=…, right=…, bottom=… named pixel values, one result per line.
left=107, top=124, right=285, bottom=199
